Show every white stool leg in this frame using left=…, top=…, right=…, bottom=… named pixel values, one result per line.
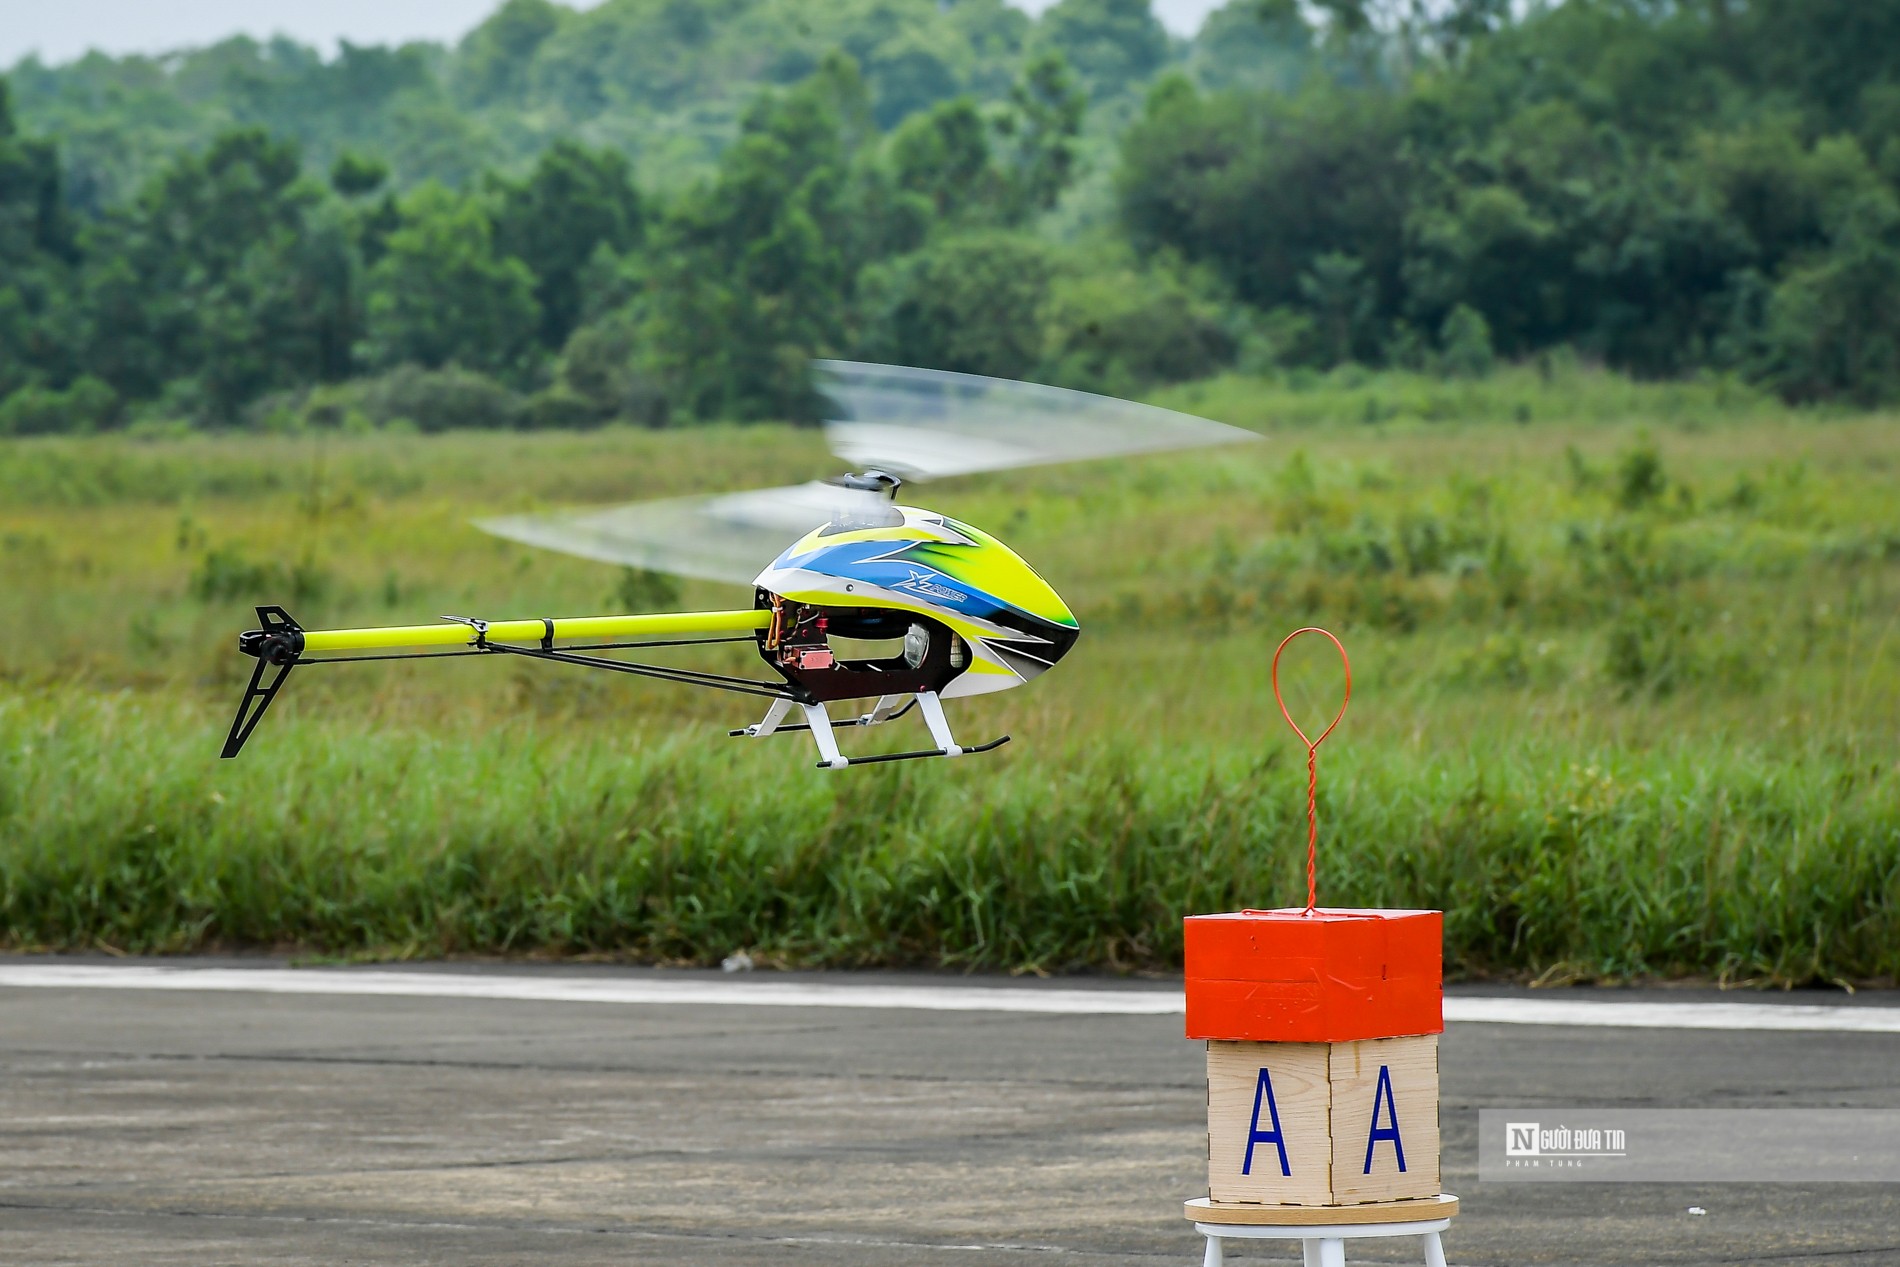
left=1316, top=1237, right=1346, bottom=1267
left=1303, top=1239, right=1324, bottom=1267
left=1201, top=1233, right=1223, bottom=1267
left=1422, top=1231, right=1447, bottom=1267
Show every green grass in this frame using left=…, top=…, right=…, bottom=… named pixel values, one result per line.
left=3, top=694, right=1893, bottom=983
left=2, top=366, right=1897, bottom=982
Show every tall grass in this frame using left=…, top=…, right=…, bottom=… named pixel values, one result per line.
left=1, top=692, right=1893, bottom=982
left=1, top=371, right=1897, bottom=980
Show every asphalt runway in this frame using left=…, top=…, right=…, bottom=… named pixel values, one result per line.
left=4, top=961, right=1898, bottom=1266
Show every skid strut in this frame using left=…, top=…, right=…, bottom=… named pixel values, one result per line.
left=803, top=702, right=849, bottom=769
left=734, top=690, right=1009, bottom=768
left=917, top=692, right=963, bottom=758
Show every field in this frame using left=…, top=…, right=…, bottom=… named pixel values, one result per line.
left=2, top=366, right=1897, bottom=983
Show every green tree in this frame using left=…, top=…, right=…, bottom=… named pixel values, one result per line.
left=1040, top=253, right=1236, bottom=393
left=885, top=53, right=1083, bottom=228
left=1740, top=0, right=1900, bottom=131
left=1118, top=80, right=1410, bottom=317
left=993, top=52, right=1087, bottom=220
left=78, top=127, right=351, bottom=419
left=861, top=28, right=963, bottom=129
left=637, top=54, right=875, bottom=420
left=0, top=78, right=81, bottom=403
left=1299, top=251, right=1374, bottom=366
left=889, top=98, right=998, bottom=222
left=488, top=140, right=644, bottom=351
left=5, top=1, right=1046, bottom=204
left=363, top=183, right=540, bottom=378
left=1756, top=192, right=1900, bottom=405
left=1431, top=0, right=1510, bottom=60
left=456, top=0, right=569, bottom=107
left=1031, top=0, right=1171, bottom=98
left=329, top=150, right=389, bottom=197
left=1189, top=0, right=1314, bottom=92
left=1436, top=303, right=1494, bottom=378
left=858, top=231, right=1055, bottom=379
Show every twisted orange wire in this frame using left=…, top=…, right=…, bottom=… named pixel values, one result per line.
left=1270, top=627, right=1352, bottom=915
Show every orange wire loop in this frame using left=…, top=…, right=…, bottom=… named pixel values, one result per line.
left=1270, top=627, right=1352, bottom=915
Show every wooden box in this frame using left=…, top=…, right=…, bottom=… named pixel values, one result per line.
left=1205, top=1033, right=1440, bottom=1205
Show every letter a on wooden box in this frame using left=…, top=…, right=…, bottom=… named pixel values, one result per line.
left=1206, top=1035, right=1440, bottom=1205
left=1207, top=1041, right=1333, bottom=1205
left=1328, top=1035, right=1440, bottom=1203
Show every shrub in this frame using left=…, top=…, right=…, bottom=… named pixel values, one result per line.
left=1437, top=304, right=1496, bottom=378
left=1615, top=440, right=1668, bottom=509
left=1603, top=600, right=1695, bottom=695
left=1040, top=259, right=1236, bottom=394
left=525, top=387, right=605, bottom=430
left=550, top=320, right=668, bottom=426
left=190, top=548, right=331, bottom=604
left=352, top=365, right=526, bottom=432
left=856, top=231, right=1054, bottom=379
left=0, top=377, right=120, bottom=435
left=608, top=567, right=682, bottom=612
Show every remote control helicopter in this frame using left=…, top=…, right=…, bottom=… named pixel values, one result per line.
left=221, top=361, right=1256, bottom=769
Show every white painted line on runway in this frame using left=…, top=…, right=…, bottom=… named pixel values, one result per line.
left=1444, top=995, right=1900, bottom=1034
left=0, top=964, right=1180, bottom=1015
left=0, top=964, right=1895, bottom=1033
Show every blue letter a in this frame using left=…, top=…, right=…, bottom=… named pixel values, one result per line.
left=1363, top=1064, right=1407, bottom=1174
left=1243, top=1067, right=1292, bottom=1177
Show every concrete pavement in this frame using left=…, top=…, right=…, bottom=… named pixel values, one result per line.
left=3, top=961, right=1897, bottom=1265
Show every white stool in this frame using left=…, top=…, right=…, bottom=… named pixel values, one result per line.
left=1185, top=1194, right=1457, bottom=1266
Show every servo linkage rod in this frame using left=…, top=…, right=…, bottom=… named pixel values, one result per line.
left=478, top=641, right=799, bottom=701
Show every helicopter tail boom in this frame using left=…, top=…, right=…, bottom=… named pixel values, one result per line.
left=220, top=605, right=774, bottom=759
left=297, top=608, right=769, bottom=654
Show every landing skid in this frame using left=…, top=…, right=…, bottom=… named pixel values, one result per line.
left=731, top=691, right=1009, bottom=769
left=825, top=735, right=1011, bottom=767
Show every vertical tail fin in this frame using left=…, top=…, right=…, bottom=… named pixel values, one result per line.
left=220, top=606, right=302, bottom=759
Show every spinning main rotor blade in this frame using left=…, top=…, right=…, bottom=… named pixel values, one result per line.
left=815, top=360, right=1258, bottom=479
left=477, top=363, right=1260, bottom=582
left=478, top=481, right=892, bottom=585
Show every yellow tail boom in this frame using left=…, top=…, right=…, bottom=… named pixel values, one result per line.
left=221, top=605, right=773, bottom=759
left=298, top=608, right=770, bottom=654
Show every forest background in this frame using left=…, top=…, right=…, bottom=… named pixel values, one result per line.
left=4, top=0, right=1900, bottom=433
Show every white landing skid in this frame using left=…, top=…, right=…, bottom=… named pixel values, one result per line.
left=730, top=691, right=1009, bottom=768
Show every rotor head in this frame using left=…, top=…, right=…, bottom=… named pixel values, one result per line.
left=829, top=469, right=904, bottom=498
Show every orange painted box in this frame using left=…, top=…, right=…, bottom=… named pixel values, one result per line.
left=1184, top=908, right=1443, bottom=1043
